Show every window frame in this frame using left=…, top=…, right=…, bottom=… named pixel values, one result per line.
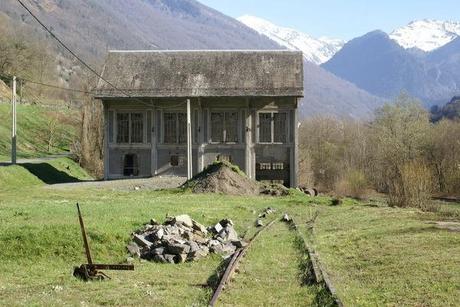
left=209, top=109, right=240, bottom=144
left=161, top=110, right=188, bottom=145
left=256, top=111, right=289, bottom=144
left=113, top=110, right=147, bottom=145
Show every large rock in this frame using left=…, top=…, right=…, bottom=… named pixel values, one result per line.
left=219, top=225, right=238, bottom=242
left=166, top=243, right=191, bottom=255
left=127, top=242, right=141, bottom=257
left=133, top=234, right=153, bottom=248
left=164, top=254, right=176, bottom=264
left=188, top=247, right=209, bottom=261
left=173, top=215, right=193, bottom=228
left=192, top=220, right=208, bottom=234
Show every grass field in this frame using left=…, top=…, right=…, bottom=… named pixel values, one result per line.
left=0, top=103, right=79, bottom=161
left=0, top=161, right=459, bottom=306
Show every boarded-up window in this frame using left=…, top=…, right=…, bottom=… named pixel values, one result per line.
left=211, top=111, right=238, bottom=143
left=258, top=113, right=272, bottom=143
left=116, top=113, right=129, bottom=143
left=258, top=112, right=287, bottom=143
left=163, top=112, right=186, bottom=144
left=131, top=113, right=144, bottom=143
left=273, top=113, right=287, bottom=143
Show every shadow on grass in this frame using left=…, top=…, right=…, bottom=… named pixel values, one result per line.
left=21, top=163, right=82, bottom=184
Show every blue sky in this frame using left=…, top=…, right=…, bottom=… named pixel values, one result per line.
left=197, top=0, right=460, bottom=40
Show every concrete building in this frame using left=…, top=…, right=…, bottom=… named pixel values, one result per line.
left=95, top=50, right=304, bottom=187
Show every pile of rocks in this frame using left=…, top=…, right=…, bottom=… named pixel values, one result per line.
left=255, top=207, right=277, bottom=227
left=127, top=215, right=245, bottom=264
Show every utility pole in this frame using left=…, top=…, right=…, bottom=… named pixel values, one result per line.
left=186, top=99, right=193, bottom=180
left=11, top=76, right=17, bottom=164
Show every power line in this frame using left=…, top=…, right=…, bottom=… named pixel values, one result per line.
left=22, top=78, right=93, bottom=94
left=0, top=72, right=93, bottom=94
left=15, top=0, right=152, bottom=106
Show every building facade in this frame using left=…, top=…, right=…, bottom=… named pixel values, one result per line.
left=95, top=50, right=304, bottom=187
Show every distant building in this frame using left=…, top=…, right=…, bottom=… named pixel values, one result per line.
left=95, top=50, right=304, bottom=187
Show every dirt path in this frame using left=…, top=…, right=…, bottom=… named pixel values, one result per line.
left=46, top=176, right=187, bottom=191
left=0, top=153, right=72, bottom=166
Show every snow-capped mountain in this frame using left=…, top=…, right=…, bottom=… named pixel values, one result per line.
left=390, top=19, right=460, bottom=52
left=238, top=15, right=345, bottom=65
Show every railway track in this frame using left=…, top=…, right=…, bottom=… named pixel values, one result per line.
left=209, top=217, right=278, bottom=306
left=208, top=212, right=344, bottom=307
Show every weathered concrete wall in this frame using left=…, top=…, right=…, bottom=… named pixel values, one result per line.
left=103, top=96, right=298, bottom=186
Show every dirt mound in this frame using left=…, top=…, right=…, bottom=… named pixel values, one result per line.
left=183, top=161, right=290, bottom=196
left=182, top=162, right=260, bottom=196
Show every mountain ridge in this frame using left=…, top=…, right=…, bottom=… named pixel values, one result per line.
left=322, top=30, right=460, bottom=105
left=0, top=0, right=384, bottom=118
left=237, top=15, right=345, bottom=65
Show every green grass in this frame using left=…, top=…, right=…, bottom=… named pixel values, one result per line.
left=0, top=104, right=79, bottom=161
left=301, top=199, right=460, bottom=307
left=0, top=186, right=327, bottom=306
left=0, top=157, right=92, bottom=190
left=218, top=221, right=334, bottom=306
left=0, top=163, right=459, bottom=306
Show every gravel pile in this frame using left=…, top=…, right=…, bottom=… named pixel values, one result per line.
left=127, top=214, right=245, bottom=264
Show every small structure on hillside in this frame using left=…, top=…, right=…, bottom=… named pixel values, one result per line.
left=95, top=50, right=303, bottom=187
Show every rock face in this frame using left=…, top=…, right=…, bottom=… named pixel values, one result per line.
left=127, top=215, right=245, bottom=263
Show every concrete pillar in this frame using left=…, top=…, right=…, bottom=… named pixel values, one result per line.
left=151, top=102, right=157, bottom=176
left=197, top=98, right=204, bottom=173
left=244, top=99, right=252, bottom=178
left=186, top=99, right=193, bottom=179
left=290, top=100, right=299, bottom=187
left=103, top=102, right=109, bottom=180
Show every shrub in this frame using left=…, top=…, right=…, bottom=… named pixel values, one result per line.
left=335, top=170, right=368, bottom=199
left=389, top=161, right=434, bottom=210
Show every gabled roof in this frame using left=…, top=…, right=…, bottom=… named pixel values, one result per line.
left=95, top=50, right=303, bottom=98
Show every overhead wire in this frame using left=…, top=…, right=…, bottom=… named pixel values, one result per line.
left=15, top=0, right=156, bottom=107
left=0, top=72, right=93, bottom=95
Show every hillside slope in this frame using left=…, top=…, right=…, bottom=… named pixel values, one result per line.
left=0, top=0, right=280, bottom=62
left=0, top=0, right=383, bottom=118
left=0, top=104, right=79, bottom=161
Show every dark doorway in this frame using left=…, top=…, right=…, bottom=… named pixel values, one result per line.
left=123, top=154, right=139, bottom=176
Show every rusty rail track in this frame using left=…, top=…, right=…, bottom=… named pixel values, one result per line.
left=209, top=217, right=278, bottom=307
left=286, top=216, right=344, bottom=307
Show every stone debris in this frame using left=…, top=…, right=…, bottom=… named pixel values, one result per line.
left=258, top=207, right=276, bottom=218
left=260, top=183, right=290, bottom=196
left=127, top=215, right=245, bottom=263
left=282, top=213, right=292, bottom=222
left=255, top=219, right=264, bottom=227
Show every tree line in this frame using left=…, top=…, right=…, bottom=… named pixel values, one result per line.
left=299, top=94, right=460, bottom=210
